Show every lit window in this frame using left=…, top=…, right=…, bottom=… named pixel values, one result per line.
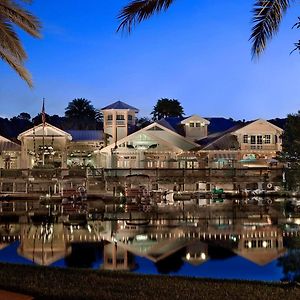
left=257, top=135, right=262, bottom=144
left=190, top=122, right=195, bottom=127
left=264, top=135, right=271, bottom=144
left=243, top=135, right=248, bottom=143
left=196, top=122, right=200, bottom=127
left=250, top=135, right=256, bottom=144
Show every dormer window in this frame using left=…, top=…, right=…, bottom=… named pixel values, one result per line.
left=116, top=115, right=125, bottom=120
left=190, top=122, right=195, bottom=127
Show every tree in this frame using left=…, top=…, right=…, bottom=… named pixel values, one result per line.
left=282, top=111, right=300, bottom=160
left=118, top=0, right=296, bottom=57
left=17, top=112, right=31, bottom=121
left=65, top=98, right=97, bottom=130
left=151, top=98, right=184, bottom=120
left=0, top=0, right=41, bottom=86
left=136, top=116, right=151, bottom=128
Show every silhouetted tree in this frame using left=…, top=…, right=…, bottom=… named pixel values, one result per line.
left=0, top=0, right=41, bottom=86
left=32, top=113, right=50, bottom=126
left=65, top=98, right=97, bottom=130
left=118, top=0, right=298, bottom=57
left=278, top=249, right=300, bottom=282
left=136, top=116, right=151, bottom=129
left=281, top=111, right=300, bottom=161
left=151, top=98, right=184, bottom=121
left=17, top=112, right=31, bottom=121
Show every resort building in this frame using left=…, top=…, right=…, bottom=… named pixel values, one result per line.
left=1, top=100, right=284, bottom=171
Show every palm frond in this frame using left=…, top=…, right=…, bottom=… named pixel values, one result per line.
left=0, top=18, right=27, bottom=61
left=117, top=0, right=174, bottom=32
left=250, top=0, right=292, bottom=58
left=0, top=1, right=41, bottom=37
left=0, top=46, right=32, bottom=87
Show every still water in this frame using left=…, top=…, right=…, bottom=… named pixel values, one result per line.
left=0, top=198, right=299, bottom=282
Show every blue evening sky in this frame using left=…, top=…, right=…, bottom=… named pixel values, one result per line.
left=1, top=0, right=300, bottom=120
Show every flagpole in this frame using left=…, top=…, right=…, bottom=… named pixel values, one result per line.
left=42, top=98, right=45, bottom=166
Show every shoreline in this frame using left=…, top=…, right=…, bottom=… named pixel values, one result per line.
left=0, top=263, right=298, bottom=300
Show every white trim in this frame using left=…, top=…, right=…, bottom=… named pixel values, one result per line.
left=233, top=119, right=283, bottom=135
left=17, top=122, right=72, bottom=141
left=100, top=122, right=199, bottom=153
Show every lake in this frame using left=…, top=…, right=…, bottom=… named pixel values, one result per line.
left=0, top=197, right=299, bottom=282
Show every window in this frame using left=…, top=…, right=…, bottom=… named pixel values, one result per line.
left=196, top=122, right=200, bottom=127
left=257, top=135, right=263, bottom=144
left=250, top=135, right=256, bottom=144
left=128, top=115, right=133, bottom=121
left=264, top=135, right=271, bottom=144
left=116, top=115, right=124, bottom=120
left=190, top=122, right=194, bottom=127
left=243, top=135, right=248, bottom=144
left=107, top=115, right=113, bottom=121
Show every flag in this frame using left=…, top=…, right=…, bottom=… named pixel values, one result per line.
left=42, top=98, right=46, bottom=126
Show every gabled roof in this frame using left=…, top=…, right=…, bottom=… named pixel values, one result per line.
left=198, top=124, right=243, bottom=150
left=101, top=101, right=139, bottom=112
left=206, top=117, right=240, bottom=134
left=156, top=118, right=177, bottom=132
left=0, top=135, right=20, bottom=152
left=233, top=119, right=283, bottom=135
left=181, top=115, right=210, bottom=125
left=101, top=121, right=199, bottom=153
left=67, top=130, right=103, bottom=141
left=17, top=123, right=72, bottom=140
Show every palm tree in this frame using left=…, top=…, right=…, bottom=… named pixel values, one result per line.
left=65, top=98, right=97, bottom=130
left=151, top=98, right=184, bottom=120
left=118, top=0, right=295, bottom=57
left=0, top=0, right=41, bottom=87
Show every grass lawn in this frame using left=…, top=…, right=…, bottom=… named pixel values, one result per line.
left=0, top=263, right=299, bottom=300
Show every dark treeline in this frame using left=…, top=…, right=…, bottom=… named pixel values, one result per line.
left=0, top=97, right=287, bottom=141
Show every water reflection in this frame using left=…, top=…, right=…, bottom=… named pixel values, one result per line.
left=0, top=200, right=299, bottom=281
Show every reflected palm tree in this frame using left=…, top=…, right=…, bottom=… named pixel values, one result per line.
left=278, top=249, right=300, bottom=282
left=155, top=247, right=185, bottom=274
left=65, top=243, right=102, bottom=268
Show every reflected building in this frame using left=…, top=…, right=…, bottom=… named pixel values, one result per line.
left=102, top=242, right=135, bottom=271
left=234, top=225, right=286, bottom=266
left=18, top=223, right=71, bottom=265
left=183, top=240, right=209, bottom=266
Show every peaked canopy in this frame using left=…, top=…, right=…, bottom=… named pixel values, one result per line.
left=17, top=123, right=72, bottom=141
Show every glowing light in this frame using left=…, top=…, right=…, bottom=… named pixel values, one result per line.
left=248, top=241, right=252, bottom=248
left=186, top=253, right=191, bottom=260
left=201, top=253, right=206, bottom=260
left=262, top=241, right=268, bottom=248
